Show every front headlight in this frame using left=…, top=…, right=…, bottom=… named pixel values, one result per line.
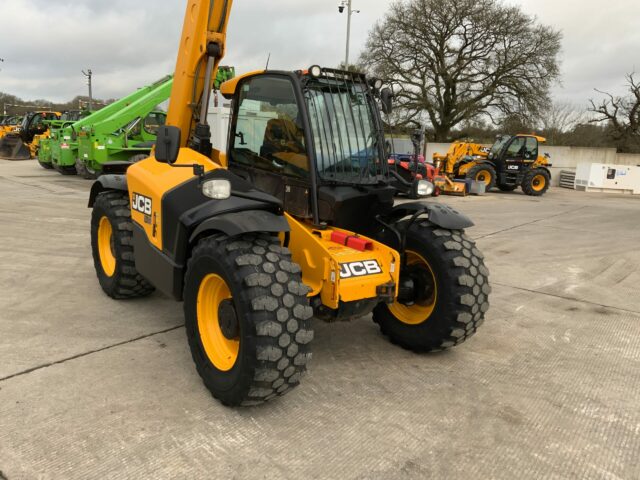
left=417, top=180, right=435, bottom=197
left=202, top=179, right=231, bottom=200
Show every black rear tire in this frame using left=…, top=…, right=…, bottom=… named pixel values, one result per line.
left=38, top=160, right=53, bottom=170
left=373, top=222, right=490, bottom=352
left=522, top=168, right=550, bottom=196
left=90, top=191, right=155, bottom=299
left=53, top=164, right=77, bottom=176
left=184, top=233, right=314, bottom=407
left=466, top=164, right=497, bottom=191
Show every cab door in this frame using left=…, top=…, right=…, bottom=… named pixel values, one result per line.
left=227, top=74, right=313, bottom=219
left=500, top=136, right=538, bottom=174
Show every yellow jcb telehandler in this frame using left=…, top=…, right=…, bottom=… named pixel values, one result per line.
left=432, top=134, right=553, bottom=196
left=0, top=111, right=61, bottom=160
left=87, top=0, right=490, bottom=407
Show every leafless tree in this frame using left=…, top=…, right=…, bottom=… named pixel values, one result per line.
left=589, top=74, right=640, bottom=152
left=541, top=101, right=587, bottom=144
left=361, top=0, right=562, bottom=141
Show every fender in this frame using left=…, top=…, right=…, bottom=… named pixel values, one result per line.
left=87, top=174, right=128, bottom=207
left=457, top=158, right=496, bottom=176
left=384, top=201, right=474, bottom=230
left=471, top=159, right=496, bottom=168
left=538, top=166, right=552, bottom=179
left=135, top=208, right=290, bottom=302
left=189, top=209, right=290, bottom=242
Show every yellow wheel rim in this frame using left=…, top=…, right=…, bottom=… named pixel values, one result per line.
left=98, top=216, right=116, bottom=277
left=197, top=274, right=239, bottom=371
left=389, top=251, right=437, bottom=325
left=475, top=169, right=492, bottom=186
left=531, top=174, right=546, bottom=192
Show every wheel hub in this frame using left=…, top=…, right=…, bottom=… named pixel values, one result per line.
left=218, top=299, right=239, bottom=340
left=397, top=265, right=435, bottom=306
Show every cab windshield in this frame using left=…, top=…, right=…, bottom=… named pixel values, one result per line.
left=489, top=135, right=511, bottom=160
left=304, top=74, right=385, bottom=183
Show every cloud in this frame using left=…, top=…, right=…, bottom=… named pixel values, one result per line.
left=0, top=0, right=638, bottom=110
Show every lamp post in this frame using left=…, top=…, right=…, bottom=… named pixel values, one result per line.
left=82, top=69, right=93, bottom=111
left=338, top=1, right=360, bottom=68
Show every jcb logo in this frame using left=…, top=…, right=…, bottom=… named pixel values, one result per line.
left=340, top=260, right=382, bottom=279
left=132, top=193, right=152, bottom=216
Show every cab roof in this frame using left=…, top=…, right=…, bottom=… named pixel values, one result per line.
left=515, top=134, right=546, bottom=143
left=220, top=70, right=265, bottom=99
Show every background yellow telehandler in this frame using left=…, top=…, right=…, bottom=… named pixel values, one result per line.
left=0, top=111, right=61, bottom=160
left=433, top=134, right=553, bottom=196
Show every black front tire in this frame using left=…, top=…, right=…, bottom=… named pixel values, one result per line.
left=76, top=158, right=98, bottom=180
left=184, top=233, right=314, bottom=407
left=90, top=191, right=155, bottom=299
left=373, top=222, right=490, bottom=352
left=522, top=168, right=550, bottom=196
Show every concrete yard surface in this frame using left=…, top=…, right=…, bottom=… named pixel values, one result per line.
left=1, top=159, right=639, bottom=479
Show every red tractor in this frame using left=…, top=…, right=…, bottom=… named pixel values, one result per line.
left=387, top=130, right=439, bottom=197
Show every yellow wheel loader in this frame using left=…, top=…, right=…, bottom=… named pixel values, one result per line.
left=0, top=111, right=61, bottom=160
left=88, top=0, right=490, bottom=407
left=432, top=134, right=553, bottom=196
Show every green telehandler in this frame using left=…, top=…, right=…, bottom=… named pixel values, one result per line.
left=38, top=110, right=92, bottom=170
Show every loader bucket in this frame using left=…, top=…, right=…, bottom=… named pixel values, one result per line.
left=0, top=135, right=32, bottom=161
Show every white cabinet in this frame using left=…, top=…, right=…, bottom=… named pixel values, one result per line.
left=575, top=163, right=640, bottom=194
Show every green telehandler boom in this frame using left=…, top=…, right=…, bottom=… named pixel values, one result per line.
left=44, top=75, right=174, bottom=177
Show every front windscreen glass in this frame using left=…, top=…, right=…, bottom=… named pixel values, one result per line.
left=305, top=77, right=384, bottom=183
left=489, top=135, right=511, bottom=159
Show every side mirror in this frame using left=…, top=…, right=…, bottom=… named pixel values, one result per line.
left=380, top=87, right=394, bottom=115
left=155, top=125, right=181, bottom=164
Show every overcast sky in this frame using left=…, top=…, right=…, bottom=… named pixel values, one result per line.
left=0, top=0, right=638, bottom=110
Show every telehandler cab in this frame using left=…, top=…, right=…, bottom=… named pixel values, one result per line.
left=88, top=0, right=490, bottom=407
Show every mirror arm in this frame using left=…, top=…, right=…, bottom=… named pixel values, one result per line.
left=167, top=163, right=205, bottom=183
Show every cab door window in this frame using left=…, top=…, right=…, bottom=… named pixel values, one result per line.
left=524, top=137, right=538, bottom=160
left=229, top=75, right=309, bottom=179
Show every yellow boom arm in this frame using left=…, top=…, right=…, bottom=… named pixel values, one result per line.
left=166, top=0, right=233, bottom=151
